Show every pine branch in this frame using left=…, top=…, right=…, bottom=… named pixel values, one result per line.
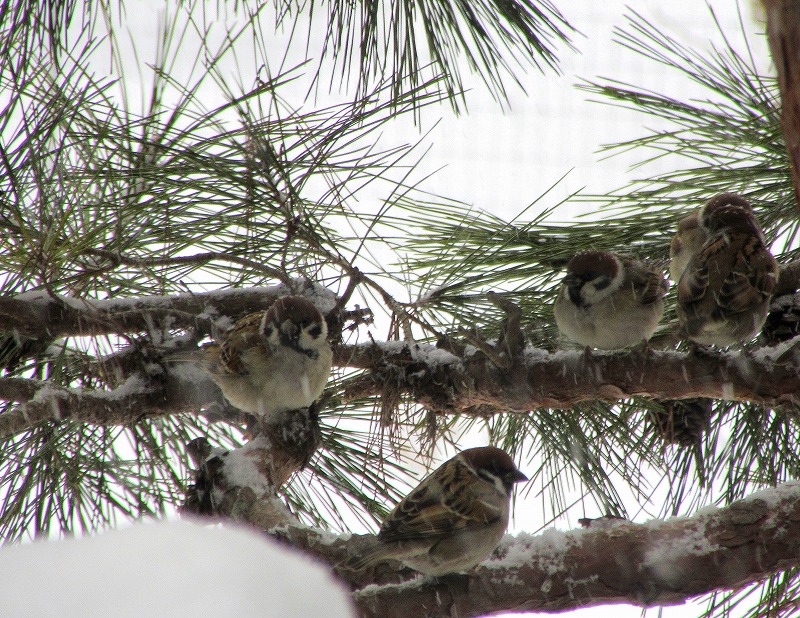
left=346, top=483, right=800, bottom=617
left=260, top=483, right=800, bottom=617
left=335, top=340, right=800, bottom=412
left=0, top=284, right=335, bottom=340
left=2, top=327, right=798, bottom=440
left=0, top=369, right=236, bottom=438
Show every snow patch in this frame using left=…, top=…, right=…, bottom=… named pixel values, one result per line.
left=409, top=344, right=460, bottom=366
left=491, top=529, right=581, bottom=575
left=0, top=519, right=355, bottom=617
left=222, top=438, right=274, bottom=496
left=91, top=374, right=149, bottom=400
left=739, top=481, right=800, bottom=508
left=642, top=520, right=715, bottom=588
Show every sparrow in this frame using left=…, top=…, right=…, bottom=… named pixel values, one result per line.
left=201, top=296, right=333, bottom=419
left=346, top=446, right=527, bottom=576
left=669, top=193, right=754, bottom=283
left=677, top=197, right=778, bottom=346
left=553, top=250, right=668, bottom=349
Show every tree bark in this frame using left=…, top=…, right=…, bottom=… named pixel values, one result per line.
left=765, top=0, right=800, bottom=212
left=197, top=470, right=800, bottom=617
left=2, top=341, right=798, bottom=438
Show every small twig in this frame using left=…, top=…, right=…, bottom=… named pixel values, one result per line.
left=458, top=327, right=510, bottom=369
left=81, top=248, right=293, bottom=286
left=487, top=291, right=525, bottom=359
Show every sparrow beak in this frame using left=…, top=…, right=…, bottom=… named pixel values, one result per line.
left=563, top=273, right=584, bottom=306
left=279, top=322, right=320, bottom=360
left=279, top=322, right=301, bottom=349
left=562, top=273, right=582, bottom=289
left=507, top=469, right=528, bottom=484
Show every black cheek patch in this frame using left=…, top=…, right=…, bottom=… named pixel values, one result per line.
left=308, top=324, right=322, bottom=338
left=593, top=275, right=612, bottom=291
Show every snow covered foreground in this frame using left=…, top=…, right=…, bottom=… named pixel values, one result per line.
left=0, top=519, right=355, bottom=617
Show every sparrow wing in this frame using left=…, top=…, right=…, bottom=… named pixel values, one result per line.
left=677, top=235, right=725, bottom=315
left=378, top=459, right=502, bottom=544
left=207, top=311, right=271, bottom=376
left=626, top=260, right=668, bottom=305
left=716, top=236, right=777, bottom=315
left=679, top=234, right=776, bottom=322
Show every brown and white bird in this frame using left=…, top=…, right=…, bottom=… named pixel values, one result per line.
left=677, top=196, right=778, bottom=346
left=553, top=250, right=668, bottom=349
left=201, top=296, right=333, bottom=418
left=347, top=446, right=527, bottom=576
left=669, top=210, right=704, bottom=284
left=669, top=193, right=754, bottom=283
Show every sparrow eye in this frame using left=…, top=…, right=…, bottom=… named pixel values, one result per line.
left=263, top=325, right=274, bottom=337
left=308, top=324, right=322, bottom=338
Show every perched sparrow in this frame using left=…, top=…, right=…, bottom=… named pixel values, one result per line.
left=202, top=296, right=333, bottom=418
left=677, top=198, right=778, bottom=346
left=553, top=250, right=668, bottom=349
left=347, top=446, right=527, bottom=576
left=669, top=193, right=753, bottom=283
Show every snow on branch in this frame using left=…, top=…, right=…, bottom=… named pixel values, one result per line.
left=271, top=483, right=800, bottom=618
left=335, top=338, right=800, bottom=412
left=0, top=367, right=238, bottom=438
left=0, top=283, right=337, bottom=341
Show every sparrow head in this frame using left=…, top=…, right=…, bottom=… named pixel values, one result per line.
left=700, top=193, right=761, bottom=237
left=669, top=210, right=705, bottom=282
left=460, top=446, right=528, bottom=495
left=263, top=296, right=328, bottom=359
left=562, top=251, right=623, bottom=308
left=670, top=210, right=702, bottom=256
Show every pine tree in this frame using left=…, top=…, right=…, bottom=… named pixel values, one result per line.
left=1, top=2, right=800, bottom=617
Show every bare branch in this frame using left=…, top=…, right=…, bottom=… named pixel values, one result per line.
left=0, top=368, right=235, bottom=437
left=334, top=340, right=800, bottom=411
left=0, top=283, right=336, bottom=340
left=343, top=483, right=800, bottom=617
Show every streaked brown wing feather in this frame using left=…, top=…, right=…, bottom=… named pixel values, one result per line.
left=211, top=311, right=271, bottom=376
left=679, top=232, right=777, bottom=326
left=626, top=260, right=668, bottom=305
left=719, top=237, right=777, bottom=314
left=378, top=460, right=501, bottom=543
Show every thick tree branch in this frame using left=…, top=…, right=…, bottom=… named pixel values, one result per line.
left=765, top=0, right=800, bottom=212
left=2, top=339, right=798, bottom=438
left=203, top=478, right=800, bottom=617
left=335, top=339, right=800, bottom=412
left=0, top=283, right=337, bottom=340
left=342, top=483, right=800, bottom=617
left=0, top=367, right=238, bottom=437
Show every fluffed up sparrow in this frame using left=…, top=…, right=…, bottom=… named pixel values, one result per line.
left=201, top=295, right=333, bottom=419
left=669, top=193, right=753, bottom=283
left=677, top=196, right=778, bottom=346
left=553, top=250, right=668, bottom=349
left=346, top=446, right=527, bottom=576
